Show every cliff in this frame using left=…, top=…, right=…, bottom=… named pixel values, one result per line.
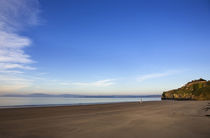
left=162, top=78, right=210, bottom=100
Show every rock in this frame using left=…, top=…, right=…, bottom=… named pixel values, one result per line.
left=162, top=78, right=210, bottom=100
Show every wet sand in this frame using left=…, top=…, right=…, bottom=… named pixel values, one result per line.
left=0, top=101, right=210, bottom=138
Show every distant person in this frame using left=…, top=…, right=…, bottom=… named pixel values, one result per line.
left=139, top=98, right=143, bottom=104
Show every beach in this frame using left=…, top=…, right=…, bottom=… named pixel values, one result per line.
left=0, top=101, right=210, bottom=138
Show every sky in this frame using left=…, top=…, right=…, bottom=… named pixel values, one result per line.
left=0, top=0, right=209, bottom=95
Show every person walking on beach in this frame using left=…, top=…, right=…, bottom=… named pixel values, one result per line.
left=139, top=98, right=143, bottom=104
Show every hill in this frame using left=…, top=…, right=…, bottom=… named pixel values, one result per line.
left=0, top=93, right=161, bottom=98
left=162, top=78, right=210, bottom=100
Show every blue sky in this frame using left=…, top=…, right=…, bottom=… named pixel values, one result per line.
left=0, top=0, right=209, bottom=95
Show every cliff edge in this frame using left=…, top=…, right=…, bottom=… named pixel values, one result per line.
left=162, top=78, right=210, bottom=100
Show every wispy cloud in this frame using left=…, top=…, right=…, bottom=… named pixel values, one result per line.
left=0, top=74, right=33, bottom=92
left=0, top=0, right=40, bottom=31
left=0, top=70, right=23, bottom=74
left=0, top=32, right=35, bottom=72
left=0, top=63, right=35, bottom=70
left=137, top=70, right=182, bottom=82
left=61, top=79, right=116, bottom=87
left=0, top=0, right=40, bottom=92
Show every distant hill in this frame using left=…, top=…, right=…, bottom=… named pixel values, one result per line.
left=162, top=78, right=210, bottom=100
left=0, top=93, right=161, bottom=98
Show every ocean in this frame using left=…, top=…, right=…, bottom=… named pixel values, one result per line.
left=0, top=97, right=161, bottom=108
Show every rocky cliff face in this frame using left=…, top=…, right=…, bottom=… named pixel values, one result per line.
left=162, top=78, right=210, bottom=100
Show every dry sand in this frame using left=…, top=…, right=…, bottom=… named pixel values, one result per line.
left=0, top=101, right=210, bottom=138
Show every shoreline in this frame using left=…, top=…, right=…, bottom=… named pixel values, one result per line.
left=0, top=101, right=143, bottom=109
left=0, top=97, right=161, bottom=109
left=0, top=101, right=209, bottom=138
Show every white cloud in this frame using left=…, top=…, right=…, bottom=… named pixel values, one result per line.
left=0, top=0, right=40, bottom=31
left=137, top=70, right=181, bottom=82
left=0, top=0, right=40, bottom=67
left=0, top=0, right=39, bottom=70
left=0, top=70, right=23, bottom=74
left=61, top=79, right=115, bottom=87
left=0, top=0, right=40, bottom=92
left=0, top=31, right=31, bottom=48
left=0, top=63, right=35, bottom=70
left=0, top=31, right=34, bottom=70
left=0, top=74, right=33, bottom=92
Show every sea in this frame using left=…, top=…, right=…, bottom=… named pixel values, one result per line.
left=0, top=97, right=161, bottom=108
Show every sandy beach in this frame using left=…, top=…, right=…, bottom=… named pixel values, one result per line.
left=0, top=101, right=210, bottom=138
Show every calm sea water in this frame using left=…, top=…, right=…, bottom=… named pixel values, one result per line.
left=0, top=97, right=161, bottom=108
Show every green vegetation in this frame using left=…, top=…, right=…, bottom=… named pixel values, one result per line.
left=162, top=78, right=210, bottom=100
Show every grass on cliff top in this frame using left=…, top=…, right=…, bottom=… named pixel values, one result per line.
left=164, top=81, right=210, bottom=96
